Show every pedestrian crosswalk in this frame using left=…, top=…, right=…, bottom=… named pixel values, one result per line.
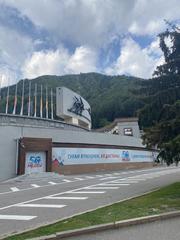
left=0, top=167, right=180, bottom=223
left=0, top=175, right=111, bottom=194
left=1, top=167, right=179, bottom=195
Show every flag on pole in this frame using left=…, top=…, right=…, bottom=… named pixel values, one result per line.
left=46, top=86, right=48, bottom=119
left=40, top=85, right=43, bottom=118
left=0, top=75, right=2, bottom=113
left=0, top=75, right=2, bottom=101
left=20, top=80, right=24, bottom=116
left=5, top=76, right=10, bottom=114
left=12, top=82, right=18, bottom=115
left=34, top=83, right=37, bottom=117
left=51, top=88, right=53, bottom=120
left=28, top=81, right=31, bottom=117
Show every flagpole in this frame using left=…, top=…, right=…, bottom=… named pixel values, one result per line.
left=34, top=83, right=37, bottom=117
left=28, top=81, right=31, bottom=117
left=5, top=76, right=10, bottom=114
left=46, top=86, right=48, bottom=119
left=0, top=75, right=2, bottom=113
left=12, top=81, right=18, bottom=115
left=40, top=85, right=43, bottom=118
left=51, top=88, right=53, bottom=120
left=20, top=80, right=24, bottom=116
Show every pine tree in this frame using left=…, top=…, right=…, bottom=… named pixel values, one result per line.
left=153, top=21, right=180, bottom=76
left=142, top=21, right=180, bottom=166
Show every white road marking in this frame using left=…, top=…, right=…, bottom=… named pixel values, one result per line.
left=0, top=186, right=106, bottom=211
left=48, top=182, right=57, bottom=185
left=0, top=167, right=179, bottom=211
left=74, top=178, right=84, bottom=181
left=127, top=177, right=146, bottom=181
left=10, top=187, right=20, bottom=192
left=86, top=187, right=119, bottom=190
left=17, top=204, right=66, bottom=208
left=100, top=177, right=117, bottom=180
left=113, top=180, right=138, bottom=183
left=98, top=183, right=130, bottom=186
left=70, top=191, right=106, bottom=194
left=110, top=178, right=138, bottom=182
left=45, top=196, right=88, bottom=200
left=0, top=167, right=179, bottom=196
left=0, top=215, right=37, bottom=220
left=128, top=175, right=145, bottom=178
left=31, top=184, right=40, bottom=188
left=85, top=176, right=94, bottom=179
left=146, top=176, right=155, bottom=179
left=62, top=179, right=72, bottom=182
left=95, top=175, right=104, bottom=177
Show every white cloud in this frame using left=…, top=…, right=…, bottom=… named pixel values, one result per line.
left=0, top=25, right=33, bottom=66
left=2, top=0, right=135, bottom=47
left=22, top=46, right=97, bottom=79
left=0, top=0, right=179, bottom=81
left=0, top=24, right=34, bottom=85
left=128, top=0, right=180, bottom=35
left=67, top=46, right=97, bottom=73
left=0, top=70, right=14, bottom=87
left=0, top=69, right=19, bottom=86
left=3, top=0, right=180, bottom=47
left=105, top=37, right=164, bottom=79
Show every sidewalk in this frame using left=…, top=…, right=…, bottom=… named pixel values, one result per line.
left=28, top=211, right=180, bottom=240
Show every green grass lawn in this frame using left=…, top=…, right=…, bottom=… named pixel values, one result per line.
left=4, top=182, right=180, bottom=240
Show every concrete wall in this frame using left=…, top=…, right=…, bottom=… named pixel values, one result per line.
left=0, top=126, right=20, bottom=181
left=0, top=114, right=89, bottom=132
left=52, top=162, right=154, bottom=175
left=0, top=115, right=149, bottom=181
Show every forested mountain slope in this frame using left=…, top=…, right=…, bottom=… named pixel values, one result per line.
left=0, top=73, right=145, bottom=128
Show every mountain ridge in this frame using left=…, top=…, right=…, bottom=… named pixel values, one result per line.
left=0, top=72, right=145, bottom=128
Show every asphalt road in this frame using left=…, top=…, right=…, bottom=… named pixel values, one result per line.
left=68, top=217, right=180, bottom=240
left=0, top=166, right=180, bottom=238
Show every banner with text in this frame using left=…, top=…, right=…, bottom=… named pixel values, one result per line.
left=52, top=148, right=154, bottom=166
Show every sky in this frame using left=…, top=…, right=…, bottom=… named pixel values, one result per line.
left=0, top=0, right=179, bottom=86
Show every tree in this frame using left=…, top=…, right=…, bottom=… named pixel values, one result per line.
left=153, top=21, right=180, bottom=77
left=157, top=135, right=180, bottom=166
left=142, top=21, right=180, bottom=166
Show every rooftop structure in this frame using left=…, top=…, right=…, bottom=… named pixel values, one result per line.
left=95, top=117, right=141, bottom=138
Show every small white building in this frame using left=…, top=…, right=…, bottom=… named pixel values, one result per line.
left=95, top=117, right=141, bottom=138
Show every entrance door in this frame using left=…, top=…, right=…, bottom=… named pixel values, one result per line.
left=25, top=152, right=46, bottom=174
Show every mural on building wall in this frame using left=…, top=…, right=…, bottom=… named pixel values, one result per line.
left=25, top=152, right=46, bottom=174
left=52, top=148, right=153, bottom=168
left=56, top=87, right=91, bottom=129
left=68, top=96, right=91, bottom=120
left=27, top=155, right=42, bottom=168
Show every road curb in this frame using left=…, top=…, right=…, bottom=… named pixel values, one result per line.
left=28, top=210, right=180, bottom=240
